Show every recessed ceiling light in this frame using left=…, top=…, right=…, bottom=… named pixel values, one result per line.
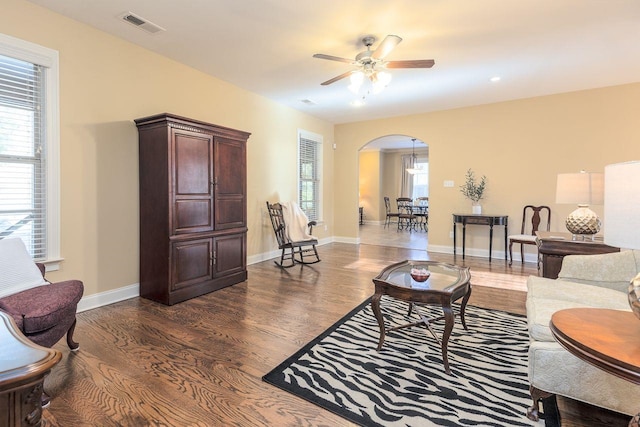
left=351, top=99, right=365, bottom=107
left=490, top=76, right=501, bottom=82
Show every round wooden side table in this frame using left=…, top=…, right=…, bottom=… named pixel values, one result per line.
left=550, top=308, right=640, bottom=427
left=0, top=311, right=61, bottom=427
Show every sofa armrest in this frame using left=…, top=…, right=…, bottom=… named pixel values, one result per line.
left=558, top=250, right=638, bottom=292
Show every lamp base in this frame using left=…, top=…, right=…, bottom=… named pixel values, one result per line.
left=565, top=205, right=601, bottom=236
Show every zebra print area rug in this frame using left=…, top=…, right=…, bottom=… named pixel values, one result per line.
left=263, top=297, right=543, bottom=426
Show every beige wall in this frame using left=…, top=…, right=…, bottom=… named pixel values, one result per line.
left=337, top=83, right=640, bottom=257
left=2, top=0, right=334, bottom=297
left=358, top=151, right=381, bottom=222
left=4, top=0, right=640, bottom=299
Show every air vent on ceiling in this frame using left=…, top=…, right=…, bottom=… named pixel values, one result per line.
left=300, top=99, right=317, bottom=106
left=120, top=12, right=166, bottom=34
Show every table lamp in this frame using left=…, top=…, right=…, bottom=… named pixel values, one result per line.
left=555, top=170, right=604, bottom=239
left=604, top=160, right=640, bottom=319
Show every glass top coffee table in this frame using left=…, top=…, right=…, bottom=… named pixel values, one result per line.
left=371, top=260, right=472, bottom=374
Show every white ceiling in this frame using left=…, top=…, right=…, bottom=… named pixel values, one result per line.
left=26, top=0, right=640, bottom=130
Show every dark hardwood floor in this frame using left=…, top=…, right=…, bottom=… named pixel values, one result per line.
left=41, top=242, right=631, bottom=426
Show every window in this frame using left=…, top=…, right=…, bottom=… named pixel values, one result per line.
left=0, top=34, right=59, bottom=264
left=411, top=160, right=429, bottom=199
left=298, top=130, right=322, bottom=221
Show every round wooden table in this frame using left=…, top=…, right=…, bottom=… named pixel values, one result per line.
left=0, top=311, right=61, bottom=427
left=550, top=308, right=640, bottom=426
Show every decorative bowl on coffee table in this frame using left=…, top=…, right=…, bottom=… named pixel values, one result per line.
left=410, top=268, right=430, bottom=282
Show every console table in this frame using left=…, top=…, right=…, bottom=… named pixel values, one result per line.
left=0, top=311, right=61, bottom=427
left=452, top=214, right=508, bottom=263
left=536, top=231, right=619, bottom=279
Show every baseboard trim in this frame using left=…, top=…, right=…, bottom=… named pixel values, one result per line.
left=77, top=283, right=139, bottom=313
left=428, top=244, right=537, bottom=264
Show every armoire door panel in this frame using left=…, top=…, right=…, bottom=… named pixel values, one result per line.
left=171, top=128, right=214, bottom=234
left=215, top=197, right=245, bottom=229
left=213, top=234, right=245, bottom=277
left=171, top=238, right=212, bottom=290
left=214, top=137, right=246, bottom=229
left=215, top=138, right=245, bottom=195
left=174, top=200, right=213, bottom=232
left=173, top=131, right=213, bottom=196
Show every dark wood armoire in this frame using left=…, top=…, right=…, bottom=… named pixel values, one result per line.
left=135, top=113, right=250, bottom=305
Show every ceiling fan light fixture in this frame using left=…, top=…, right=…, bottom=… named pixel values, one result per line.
left=313, top=34, right=434, bottom=94
left=348, top=71, right=364, bottom=93
left=371, top=70, right=392, bottom=94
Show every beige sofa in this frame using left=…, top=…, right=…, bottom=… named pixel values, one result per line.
left=526, top=250, right=640, bottom=420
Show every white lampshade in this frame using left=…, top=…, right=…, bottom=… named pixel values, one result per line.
left=604, top=161, right=640, bottom=249
left=555, top=171, right=604, bottom=205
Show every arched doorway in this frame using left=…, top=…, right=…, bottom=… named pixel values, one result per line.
left=358, top=134, right=429, bottom=250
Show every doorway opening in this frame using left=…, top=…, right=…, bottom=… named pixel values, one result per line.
left=358, top=134, right=428, bottom=250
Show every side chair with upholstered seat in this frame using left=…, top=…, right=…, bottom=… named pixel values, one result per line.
left=383, top=197, right=400, bottom=228
left=508, top=205, right=551, bottom=268
left=396, top=197, right=417, bottom=231
left=414, top=197, right=429, bottom=231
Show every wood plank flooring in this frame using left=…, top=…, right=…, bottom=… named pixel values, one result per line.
left=41, top=240, right=631, bottom=426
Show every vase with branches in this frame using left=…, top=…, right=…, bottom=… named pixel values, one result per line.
left=460, top=169, right=486, bottom=213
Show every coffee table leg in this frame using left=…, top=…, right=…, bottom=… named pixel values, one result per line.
left=459, top=286, right=472, bottom=331
left=371, top=293, right=386, bottom=351
left=441, top=304, right=455, bottom=374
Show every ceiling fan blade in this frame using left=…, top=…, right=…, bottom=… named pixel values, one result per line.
left=313, top=54, right=354, bottom=64
left=372, top=35, right=402, bottom=60
left=320, top=71, right=353, bottom=86
left=386, top=59, right=435, bottom=69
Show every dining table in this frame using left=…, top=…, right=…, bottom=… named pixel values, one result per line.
left=397, top=201, right=428, bottom=231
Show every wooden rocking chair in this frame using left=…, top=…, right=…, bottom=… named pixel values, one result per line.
left=266, top=201, right=321, bottom=268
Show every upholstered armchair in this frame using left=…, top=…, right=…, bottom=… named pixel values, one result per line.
left=0, top=238, right=83, bottom=406
left=0, top=238, right=83, bottom=350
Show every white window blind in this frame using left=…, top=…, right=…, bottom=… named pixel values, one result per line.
left=298, top=132, right=322, bottom=221
left=0, top=54, right=46, bottom=259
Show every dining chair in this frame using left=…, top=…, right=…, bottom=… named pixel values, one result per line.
left=414, top=197, right=429, bottom=231
left=396, top=197, right=416, bottom=231
left=508, top=205, right=551, bottom=268
left=383, top=197, right=400, bottom=228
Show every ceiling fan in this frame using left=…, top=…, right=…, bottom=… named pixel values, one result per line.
left=313, top=35, right=435, bottom=93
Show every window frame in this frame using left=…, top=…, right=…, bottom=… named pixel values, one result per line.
left=0, top=33, right=61, bottom=269
left=297, top=129, right=323, bottom=222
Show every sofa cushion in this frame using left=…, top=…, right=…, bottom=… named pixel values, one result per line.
left=558, top=250, right=639, bottom=292
left=0, top=238, right=47, bottom=298
left=0, top=280, right=83, bottom=334
left=526, top=276, right=630, bottom=342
